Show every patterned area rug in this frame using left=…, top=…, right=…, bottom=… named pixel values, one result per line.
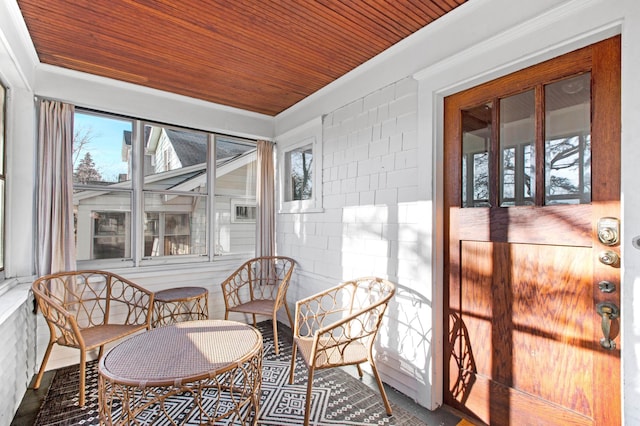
left=34, top=321, right=427, bottom=425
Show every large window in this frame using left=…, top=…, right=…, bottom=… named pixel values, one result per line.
left=73, top=110, right=257, bottom=266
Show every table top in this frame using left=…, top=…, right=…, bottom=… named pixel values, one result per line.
left=154, top=286, right=208, bottom=302
left=98, top=320, right=262, bottom=387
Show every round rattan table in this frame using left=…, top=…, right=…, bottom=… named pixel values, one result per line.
left=98, top=320, right=263, bottom=425
left=152, top=286, right=209, bottom=327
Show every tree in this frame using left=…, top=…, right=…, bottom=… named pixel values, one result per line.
left=73, top=125, right=94, bottom=169
left=291, top=149, right=313, bottom=200
left=74, top=152, right=102, bottom=184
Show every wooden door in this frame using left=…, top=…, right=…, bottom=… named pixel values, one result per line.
left=443, top=36, right=620, bottom=425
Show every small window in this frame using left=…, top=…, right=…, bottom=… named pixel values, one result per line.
left=278, top=117, right=323, bottom=213
left=285, top=144, right=313, bottom=201
left=232, top=200, right=256, bottom=223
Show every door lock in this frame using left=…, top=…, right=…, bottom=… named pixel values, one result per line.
left=598, top=217, right=619, bottom=246
left=598, top=281, right=616, bottom=293
left=599, top=250, right=620, bottom=266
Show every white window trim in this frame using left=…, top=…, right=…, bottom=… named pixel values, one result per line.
left=277, top=117, right=323, bottom=213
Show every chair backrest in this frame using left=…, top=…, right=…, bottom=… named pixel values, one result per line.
left=243, top=256, right=295, bottom=302
left=32, top=270, right=153, bottom=347
left=295, top=277, right=395, bottom=345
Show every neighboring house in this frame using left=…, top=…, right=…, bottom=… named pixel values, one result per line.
left=2, top=1, right=640, bottom=425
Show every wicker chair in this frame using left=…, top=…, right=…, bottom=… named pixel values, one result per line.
left=221, top=256, right=295, bottom=354
left=32, top=270, right=154, bottom=406
left=289, top=277, right=396, bottom=426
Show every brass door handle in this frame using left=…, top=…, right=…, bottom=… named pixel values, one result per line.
left=596, top=302, right=619, bottom=350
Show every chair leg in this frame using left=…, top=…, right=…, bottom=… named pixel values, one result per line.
left=98, top=345, right=105, bottom=359
left=33, top=339, right=55, bottom=389
left=289, top=343, right=297, bottom=384
left=252, top=314, right=257, bottom=326
left=272, top=314, right=280, bottom=354
left=79, top=351, right=87, bottom=407
left=369, top=360, right=392, bottom=415
left=304, top=366, right=315, bottom=426
left=284, top=302, right=294, bottom=330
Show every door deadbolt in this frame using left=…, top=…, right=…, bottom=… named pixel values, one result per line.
left=598, top=281, right=616, bottom=293
left=597, top=217, right=619, bottom=246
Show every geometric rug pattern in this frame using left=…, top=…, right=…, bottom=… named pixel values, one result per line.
left=34, top=321, right=428, bottom=425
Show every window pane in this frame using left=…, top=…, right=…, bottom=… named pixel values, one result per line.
left=92, top=211, right=128, bottom=259
left=143, top=193, right=206, bottom=257
left=500, top=90, right=535, bottom=206
left=462, top=103, right=491, bottom=207
left=73, top=112, right=132, bottom=186
left=545, top=73, right=591, bottom=205
left=143, top=126, right=209, bottom=191
left=74, top=190, right=131, bottom=260
left=214, top=136, right=257, bottom=256
left=285, top=144, right=313, bottom=201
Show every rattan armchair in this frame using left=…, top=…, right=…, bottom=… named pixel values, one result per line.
left=32, top=270, right=154, bottom=406
left=289, top=277, right=396, bottom=426
left=221, top=256, right=295, bottom=354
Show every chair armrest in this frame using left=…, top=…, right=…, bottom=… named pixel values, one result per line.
left=108, top=273, right=154, bottom=329
left=220, top=264, right=253, bottom=309
left=293, top=283, right=354, bottom=337
left=34, top=292, right=84, bottom=347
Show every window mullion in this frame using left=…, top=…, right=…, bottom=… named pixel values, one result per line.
left=132, top=120, right=144, bottom=265
left=208, top=134, right=216, bottom=260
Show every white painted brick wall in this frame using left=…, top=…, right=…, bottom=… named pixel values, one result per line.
left=276, top=76, right=431, bottom=406
left=0, top=288, right=37, bottom=426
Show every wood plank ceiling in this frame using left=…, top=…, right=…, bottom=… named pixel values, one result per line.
left=17, top=0, right=467, bottom=116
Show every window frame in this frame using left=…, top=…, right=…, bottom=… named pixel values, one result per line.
left=277, top=117, right=323, bottom=214
left=0, top=81, right=6, bottom=279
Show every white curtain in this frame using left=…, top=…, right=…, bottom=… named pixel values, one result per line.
left=36, top=100, right=76, bottom=276
left=256, top=140, right=275, bottom=258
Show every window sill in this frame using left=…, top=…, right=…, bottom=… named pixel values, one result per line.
left=0, top=279, right=33, bottom=325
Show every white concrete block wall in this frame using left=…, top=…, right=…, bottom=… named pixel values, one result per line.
left=276, top=77, right=435, bottom=405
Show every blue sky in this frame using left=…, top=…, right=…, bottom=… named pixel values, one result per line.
left=74, top=112, right=131, bottom=182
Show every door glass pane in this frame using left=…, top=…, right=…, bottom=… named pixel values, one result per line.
left=462, top=103, right=492, bottom=207
left=500, top=90, right=535, bottom=206
left=545, top=73, right=591, bottom=205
